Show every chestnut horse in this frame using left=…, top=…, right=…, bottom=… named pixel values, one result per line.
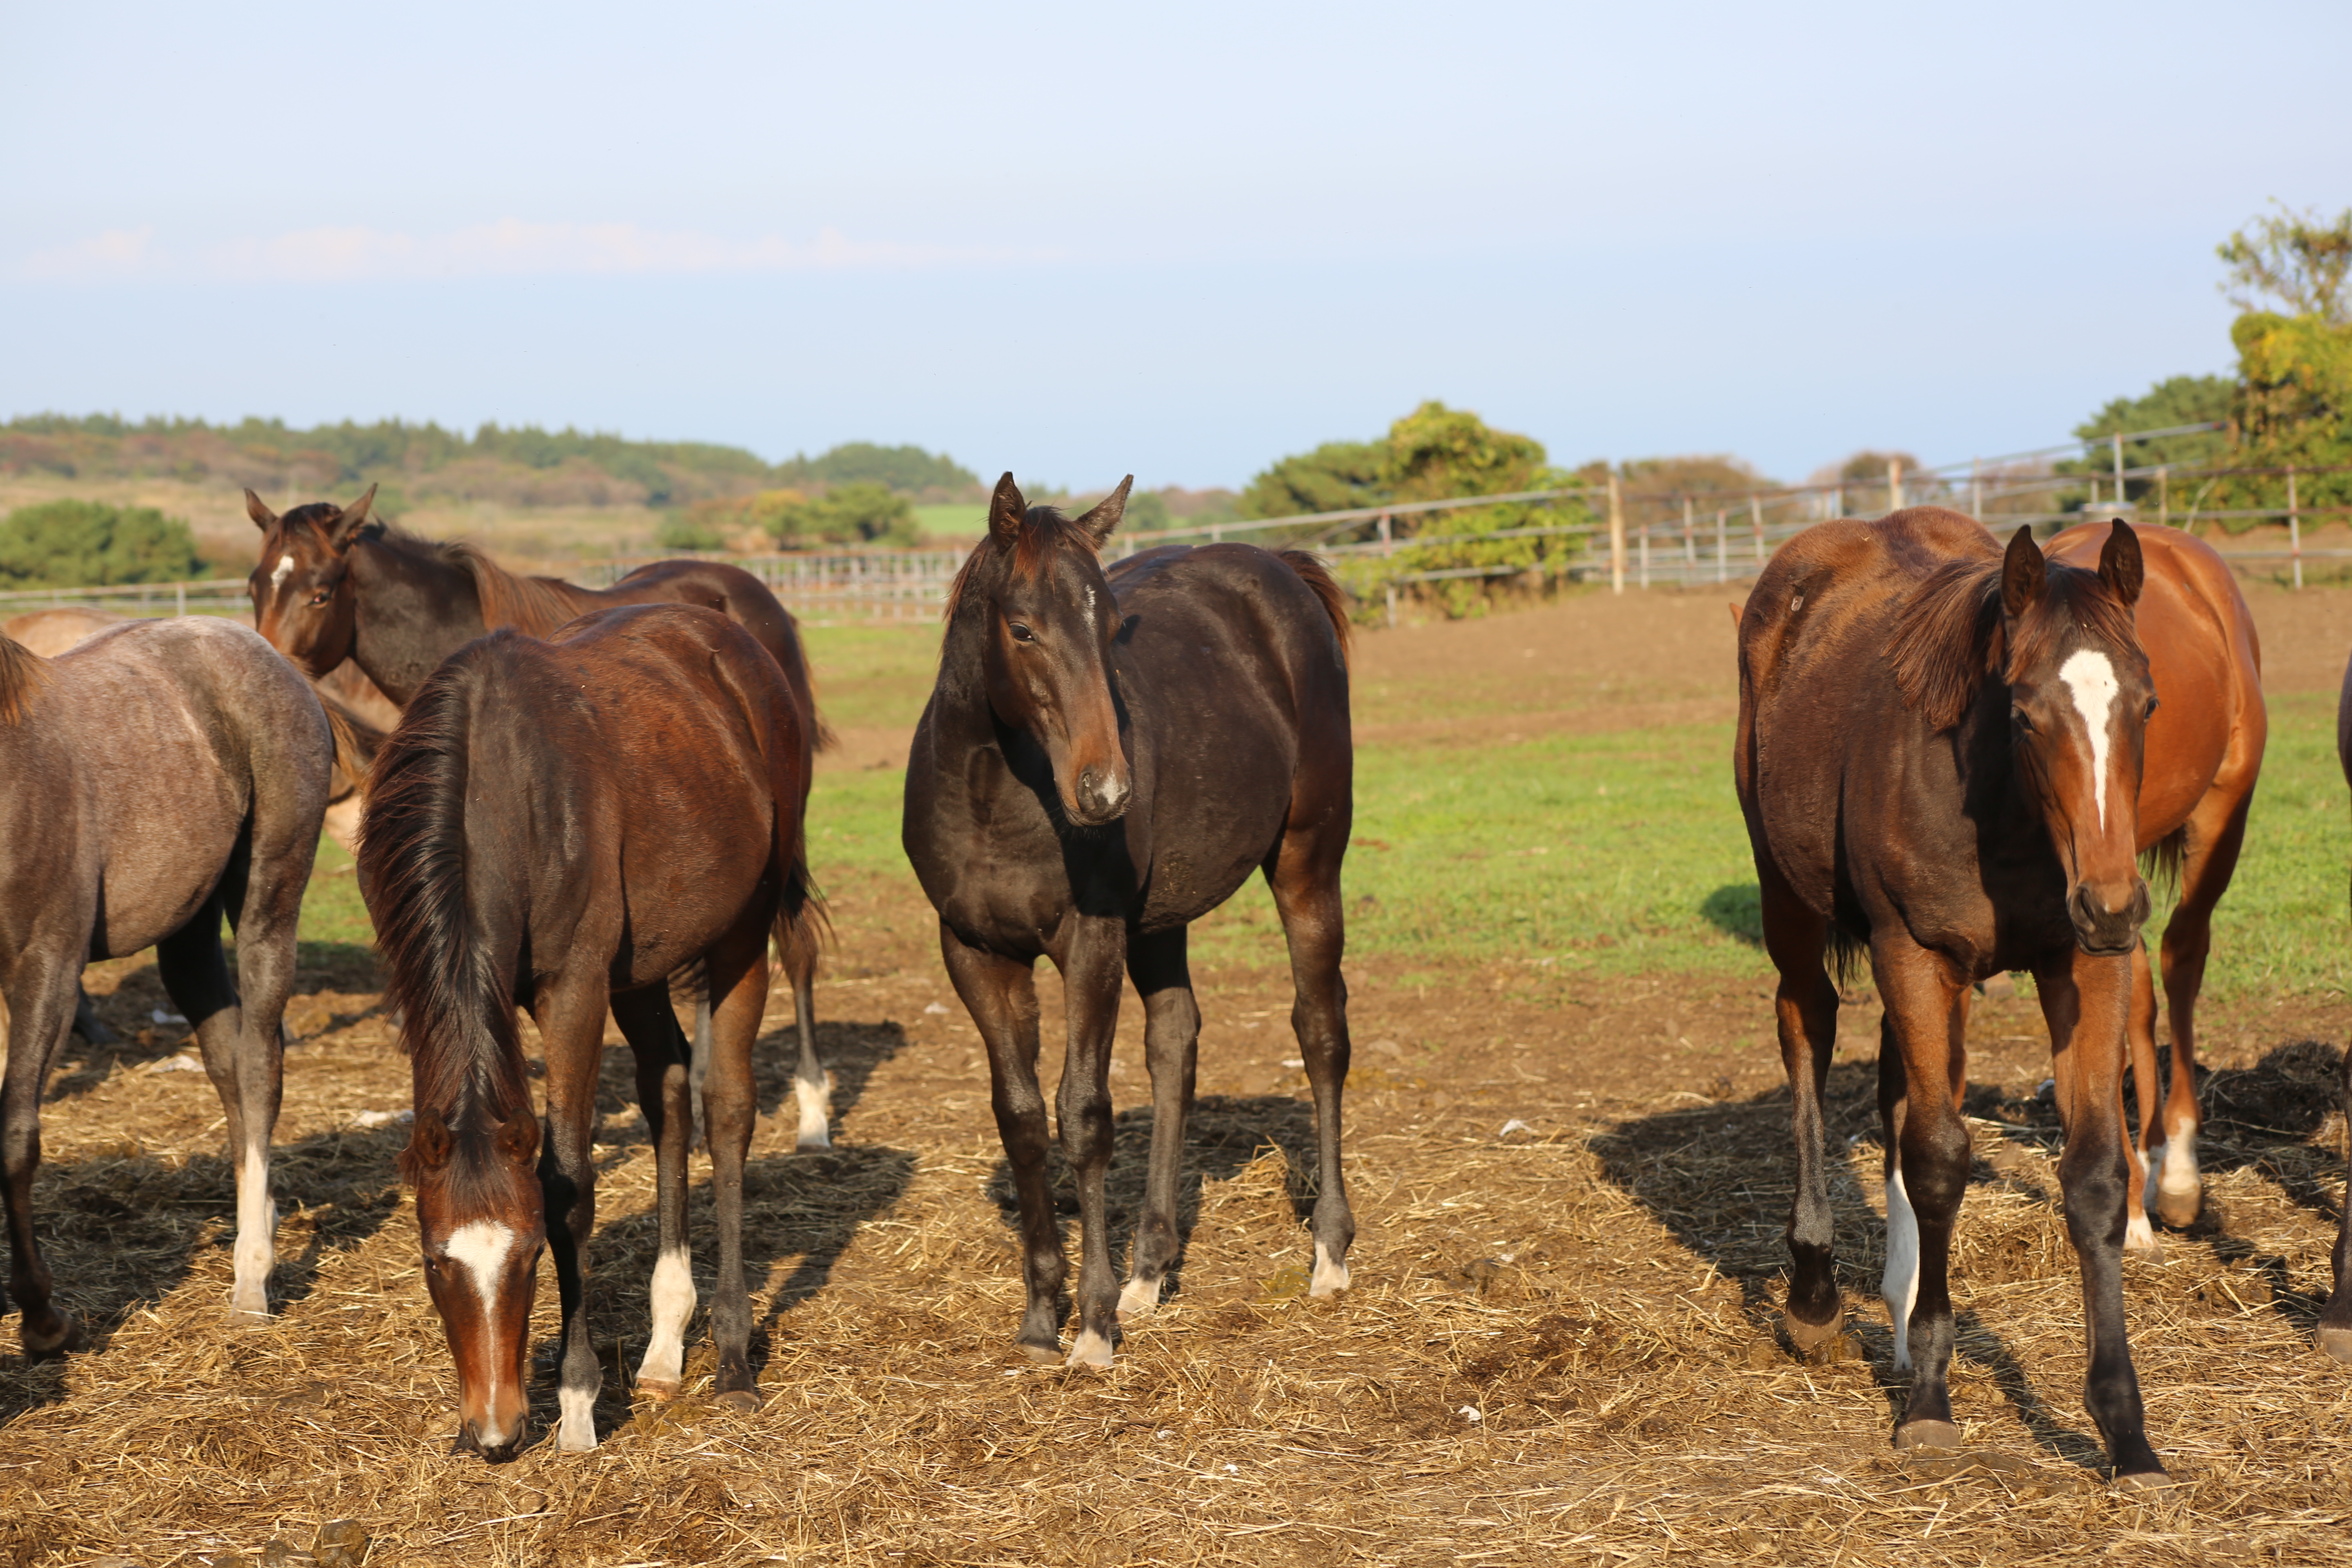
left=361, top=605, right=817, bottom=1457
left=0, top=618, right=330, bottom=1345
left=903, top=475, right=1356, bottom=1368
left=245, top=486, right=834, bottom=1149
left=1738, top=509, right=2167, bottom=1483
left=2040, top=521, right=2265, bottom=1246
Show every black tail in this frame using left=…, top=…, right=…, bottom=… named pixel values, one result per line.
left=1825, top=926, right=1868, bottom=989
left=2140, top=824, right=2186, bottom=900
left=358, top=655, right=530, bottom=1177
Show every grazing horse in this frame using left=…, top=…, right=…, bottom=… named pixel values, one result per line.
left=2325, top=653, right=2352, bottom=1364
left=1737, top=508, right=2167, bottom=1483
left=245, top=486, right=835, bottom=1149
left=2040, top=522, right=2265, bottom=1245
left=0, top=618, right=330, bottom=1344
left=360, top=604, right=817, bottom=1457
left=903, top=474, right=1357, bottom=1368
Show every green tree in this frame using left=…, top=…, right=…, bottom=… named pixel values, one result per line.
left=2226, top=308, right=2352, bottom=519
left=2061, top=375, right=2235, bottom=505
left=0, top=499, right=207, bottom=586
left=1236, top=440, right=1391, bottom=519
left=776, top=442, right=979, bottom=496
left=2219, top=202, right=2352, bottom=323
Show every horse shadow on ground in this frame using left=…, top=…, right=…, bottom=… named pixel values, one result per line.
left=0, top=1118, right=414, bottom=1427
left=1589, top=1060, right=2116, bottom=1471
left=980, top=1091, right=1323, bottom=1324
left=1700, top=883, right=1763, bottom=947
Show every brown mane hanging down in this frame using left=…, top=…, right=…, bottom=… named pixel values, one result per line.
left=1887, top=550, right=2142, bottom=732
left=439, top=540, right=593, bottom=637
left=0, top=636, right=49, bottom=724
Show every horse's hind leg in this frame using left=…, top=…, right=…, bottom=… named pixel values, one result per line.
left=2321, top=1039, right=2352, bottom=1362
left=1120, top=927, right=1200, bottom=1319
left=1, top=961, right=87, bottom=1354
left=939, top=924, right=1062, bottom=1361
left=2149, top=792, right=2253, bottom=1228
left=1875, top=940, right=1971, bottom=1450
left=702, top=922, right=770, bottom=1409
left=614, top=988, right=696, bottom=1401
left=218, top=811, right=310, bottom=1323
left=1756, top=860, right=1842, bottom=1351
left=1264, top=825, right=1354, bottom=1298
left=783, top=920, right=831, bottom=1151
left=158, top=889, right=280, bottom=1323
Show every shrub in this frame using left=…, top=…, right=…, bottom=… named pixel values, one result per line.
left=0, top=499, right=206, bottom=586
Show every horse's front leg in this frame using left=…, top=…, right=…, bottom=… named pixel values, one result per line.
left=785, top=931, right=831, bottom=1151
left=2324, top=1037, right=2352, bottom=1362
left=1, top=962, right=85, bottom=1354
left=1055, top=916, right=1127, bottom=1368
left=1871, top=938, right=1969, bottom=1450
left=940, top=924, right=1059, bottom=1360
left=1120, top=927, right=1199, bottom=1320
left=534, top=978, right=611, bottom=1453
left=2036, top=945, right=2168, bottom=1483
left=702, top=924, right=770, bottom=1408
left=614, top=988, right=695, bottom=1400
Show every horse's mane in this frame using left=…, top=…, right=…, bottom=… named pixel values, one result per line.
left=0, top=636, right=48, bottom=724
left=351, top=522, right=591, bottom=637
left=358, top=644, right=532, bottom=1189
left=1887, top=553, right=2140, bottom=732
left=942, top=506, right=1097, bottom=623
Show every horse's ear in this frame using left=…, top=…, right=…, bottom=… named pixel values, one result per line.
left=1073, top=476, right=1131, bottom=547
left=2098, top=519, right=2144, bottom=606
left=987, top=472, right=1027, bottom=552
left=2000, top=525, right=2045, bottom=618
left=496, top=1109, right=540, bottom=1169
left=326, top=484, right=379, bottom=551
left=246, top=489, right=279, bottom=532
left=407, top=1108, right=454, bottom=1172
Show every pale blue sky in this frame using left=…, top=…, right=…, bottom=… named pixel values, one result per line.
left=3, top=1, right=2345, bottom=489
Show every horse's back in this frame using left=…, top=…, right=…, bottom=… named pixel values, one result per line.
left=1109, top=542, right=1350, bottom=717
left=606, top=557, right=824, bottom=748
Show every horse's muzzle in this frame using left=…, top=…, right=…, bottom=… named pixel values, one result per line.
left=2068, top=880, right=2149, bottom=957
left=1070, top=764, right=1131, bottom=825
left=453, top=1417, right=528, bottom=1463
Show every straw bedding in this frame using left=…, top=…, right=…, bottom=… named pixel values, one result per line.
left=4, top=914, right=2351, bottom=1566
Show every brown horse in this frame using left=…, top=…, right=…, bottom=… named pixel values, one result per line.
left=2040, top=522, right=2265, bottom=1245
left=245, top=486, right=834, bottom=1148
left=903, top=475, right=1357, bottom=1368
left=1738, top=509, right=2167, bottom=1482
left=360, top=605, right=818, bottom=1457
left=0, top=618, right=331, bottom=1343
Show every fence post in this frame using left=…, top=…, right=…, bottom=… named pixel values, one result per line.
left=1714, top=509, right=1727, bottom=584
left=2111, top=430, right=2125, bottom=508
left=1608, top=474, right=1625, bottom=595
left=1639, top=521, right=1650, bottom=590
left=1681, top=497, right=1695, bottom=574
left=175, top=581, right=186, bottom=616
left=2289, top=468, right=2302, bottom=590
left=1888, top=457, right=1903, bottom=512
left=1751, top=495, right=1764, bottom=563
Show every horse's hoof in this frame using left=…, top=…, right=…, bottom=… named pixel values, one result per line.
left=1117, top=1277, right=1161, bottom=1321
left=1016, top=1339, right=1063, bottom=1365
left=635, top=1377, right=683, bottom=1403
left=2123, top=1214, right=2163, bottom=1257
left=714, top=1388, right=761, bottom=1414
left=1783, top=1309, right=1844, bottom=1352
left=1895, top=1419, right=1963, bottom=1452
left=1065, top=1327, right=1116, bottom=1370
left=2115, top=1468, right=2175, bottom=1491
left=2317, top=1326, right=2352, bottom=1363
left=557, top=1416, right=599, bottom=1453
left=2155, top=1188, right=2202, bottom=1230
left=22, top=1311, right=86, bottom=1358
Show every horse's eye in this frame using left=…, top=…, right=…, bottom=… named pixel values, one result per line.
left=422, top=1256, right=441, bottom=1276
left=1008, top=623, right=1035, bottom=643
left=2146, top=697, right=2160, bottom=717
left=2011, top=708, right=2034, bottom=734
left=306, top=590, right=331, bottom=608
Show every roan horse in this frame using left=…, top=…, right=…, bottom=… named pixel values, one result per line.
left=0, top=618, right=330, bottom=1347
left=903, top=474, right=1357, bottom=1367
left=2037, top=521, right=2266, bottom=1246
left=360, top=605, right=818, bottom=1457
left=1737, top=509, right=2168, bottom=1483
left=245, top=486, right=834, bottom=1148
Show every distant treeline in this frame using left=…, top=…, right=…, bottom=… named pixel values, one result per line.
left=0, top=414, right=982, bottom=511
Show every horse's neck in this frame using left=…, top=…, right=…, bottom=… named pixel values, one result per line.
left=350, top=536, right=486, bottom=706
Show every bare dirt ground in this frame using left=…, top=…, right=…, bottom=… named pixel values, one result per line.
left=5, top=581, right=2352, bottom=1566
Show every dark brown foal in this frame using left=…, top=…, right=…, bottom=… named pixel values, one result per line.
left=903, top=474, right=1357, bottom=1367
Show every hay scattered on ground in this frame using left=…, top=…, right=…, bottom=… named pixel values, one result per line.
left=4, top=937, right=2352, bottom=1566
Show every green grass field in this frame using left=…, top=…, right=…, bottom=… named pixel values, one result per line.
left=294, top=627, right=2352, bottom=1002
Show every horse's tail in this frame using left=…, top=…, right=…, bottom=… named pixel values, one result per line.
left=774, top=862, right=831, bottom=989
left=1277, top=549, right=1352, bottom=669
left=0, top=633, right=49, bottom=724
left=2140, top=825, right=2187, bottom=900
left=1825, top=925, right=1868, bottom=990
left=359, top=656, right=529, bottom=1168
left=314, top=681, right=386, bottom=805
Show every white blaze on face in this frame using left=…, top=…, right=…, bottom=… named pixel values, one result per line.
left=445, top=1219, right=518, bottom=1325
left=2058, top=649, right=2121, bottom=829
left=269, top=555, right=295, bottom=587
